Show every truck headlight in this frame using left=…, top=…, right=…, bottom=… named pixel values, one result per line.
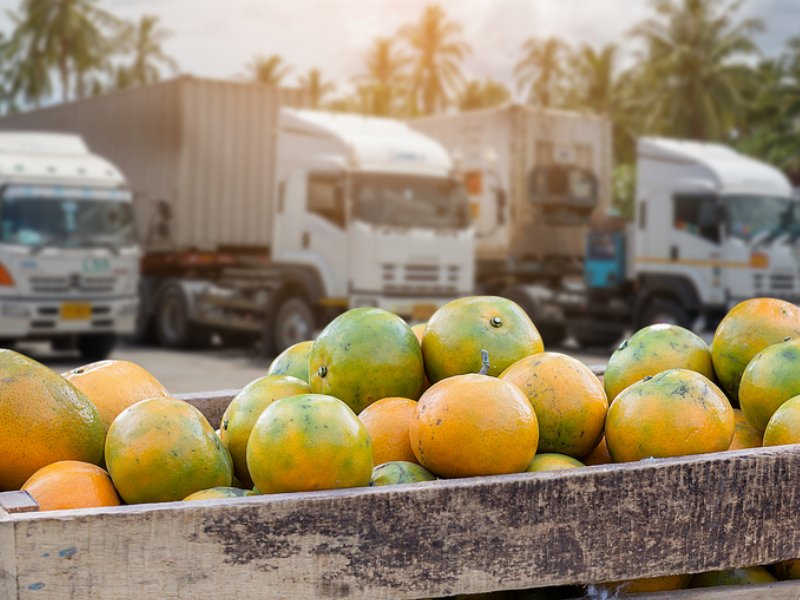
left=1, top=304, right=31, bottom=318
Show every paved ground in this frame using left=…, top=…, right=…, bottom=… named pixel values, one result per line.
left=21, top=340, right=611, bottom=394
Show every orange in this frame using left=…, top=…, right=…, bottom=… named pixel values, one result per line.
left=266, top=340, right=313, bottom=383
left=598, top=574, right=691, bottom=593
left=411, top=323, right=426, bottom=345
left=22, top=460, right=120, bottom=511
left=218, top=374, right=310, bottom=487
left=369, top=461, right=436, bottom=486
left=501, top=353, right=607, bottom=457
left=584, top=437, right=612, bottom=465
left=605, top=369, right=734, bottom=462
left=247, top=394, right=373, bottom=493
left=774, top=559, right=800, bottom=580
left=63, top=359, right=169, bottom=432
left=0, top=349, right=104, bottom=490
left=105, top=396, right=233, bottom=504
left=763, top=395, right=800, bottom=446
left=690, top=566, right=776, bottom=587
left=358, top=397, right=418, bottom=465
left=309, top=307, right=425, bottom=413
left=728, top=409, right=762, bottom=450
left=739, top=338, right=800, bottom=434
left=604, top=324, right=714, bottom=401
left=526, top=453, right=584, bottom=472
left=409, top=374, right=539, bottom=478
left=183, top=486, right=257, bottom=501
left=421, top=296, right=544, bottom=383
left=711, top=297, right=800, bottom=401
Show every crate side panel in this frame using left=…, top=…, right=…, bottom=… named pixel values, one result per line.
left=8, top=447, right=800, bottom=599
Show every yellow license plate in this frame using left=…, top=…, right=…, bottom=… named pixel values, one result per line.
left=60, top=302, right=92, bottom=320
left=412, top=303, right=437, bottom=321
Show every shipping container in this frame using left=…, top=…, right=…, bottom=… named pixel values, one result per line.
left=0, top=76, right=305, bottom=253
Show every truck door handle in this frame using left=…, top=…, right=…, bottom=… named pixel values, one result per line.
left=302, top=232, right=310, bottom=249
left=670, top=245, right=679, bottom=261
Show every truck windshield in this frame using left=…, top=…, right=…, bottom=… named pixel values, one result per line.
left=726, top=194, right=799, bottom=241
left=351, top=174, right=470, bottom=229
left=0, top=187, right=136, bottom=250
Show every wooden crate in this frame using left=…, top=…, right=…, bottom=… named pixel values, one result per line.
left=3, top=386, right=800, bottom=599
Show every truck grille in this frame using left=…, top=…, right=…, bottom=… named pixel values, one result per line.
left=769, top=274, right=795, bottom=291
left=30, top=276, right=116, bottom=294
left=382, top=264, right=460, bottom=295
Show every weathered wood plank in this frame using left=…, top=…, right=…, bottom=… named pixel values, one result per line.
left=0, top=491, right=38, bottom=514
left=0, top=510, right=18, bottom=599
left=175, top=388, right=237, bottom=426
left=5, top=445, right=800, bottom=599
left=626, top=580, right=800, bottom=599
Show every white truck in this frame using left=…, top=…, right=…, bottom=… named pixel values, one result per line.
left=412, top=106, right=799, bottom=346
left=0, top=132, right=139, bottom=359
left=0, top=77, right=474, bottom=354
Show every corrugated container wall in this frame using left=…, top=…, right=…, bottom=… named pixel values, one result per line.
left=410, top=105, right=613, bottom=265
left=0, top=76, right=306, bottom=253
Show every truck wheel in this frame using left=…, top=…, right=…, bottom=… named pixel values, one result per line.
left=572, top=330, right=622, bottom=350
left=638, top=298, right=692, bottom=329
left=266, top=295, right=315, bottom=356
left=77, top=334, right=117, bottom=362
left=155, top=284, right=208, bottom=349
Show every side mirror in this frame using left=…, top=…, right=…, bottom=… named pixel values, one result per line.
left=157, top=200, right=172, bottom=221
left=495, top=188, right=507, bottom=226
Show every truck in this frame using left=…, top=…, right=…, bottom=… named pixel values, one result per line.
left=0, top=76, right=474, bottom=354
left=0, top=132, right=139, bottom=359
left=411, top=106, right=799, bottom=346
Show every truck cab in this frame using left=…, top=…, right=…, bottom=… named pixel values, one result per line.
left=632, top=138, right=797, bottom=329
left=0, top=132, right=139, bottom=359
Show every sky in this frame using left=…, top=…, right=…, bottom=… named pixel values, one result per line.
left=0, top=0, right=798, bottom=99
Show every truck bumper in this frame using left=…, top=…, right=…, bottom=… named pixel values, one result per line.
left=0, top=297, right=139, bottom=339
left=350, top=294, right=462, bottom=322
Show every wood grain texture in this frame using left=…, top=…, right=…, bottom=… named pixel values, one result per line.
left=1, top=510, right=18, bottom=599
left=0, top=491, right=38, bottom=514
left=5, top=445, right=800, bottom=599
left=175, top=388, right=237, bottom=427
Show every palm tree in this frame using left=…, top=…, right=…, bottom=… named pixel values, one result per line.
left=514, top=37, right=567, bottom=107
left=360, top=37, right=408, bottom=116
left=399, top=4, right=470, bottom=115
left=567, top=44, right=619, bottom=116
left=457, top=79, right=510, bottom=110
left=630, top=0, right=764, bottom=140
left=244, top=53, right=292, bottom=86
left=298, top=68, right=336, bottom=109
left=115, top=15, right=178, bottom=89
left=5, top=0, right=121, bottom=102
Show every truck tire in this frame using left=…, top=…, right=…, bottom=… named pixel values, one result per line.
left=265, top=295, right=316, bottom=356
left=77, top=334, right=117, bottom=362
left=155, top=284, right=208, bottom=349
left=637, top=298, right=692, bottom=329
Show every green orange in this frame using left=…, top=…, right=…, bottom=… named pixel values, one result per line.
left=183, top=486, right=257, bottom=501
left=218, top=374, right=310, bottom=487
left=309, top=308, right=424, bottom=413
left=247, top=394, right=373, bottom=493
left=763, top=395, right=800, bottom=446
left=774, top=559, right=800, bottom=580
left=105, top=396, right=233, bottom=504
left=604, top=324, right=714, bottom=401
left=711, top=297, right=800, bottom=401
left=605, top=369, right=734, bottom=462
left=690, top=567, right=776, bottom=587
left=421, top=296, right=544, bottom=383
left=0, top=349, right=105, bottom=490
left=526, top=453, right=584, bottom=472
left=266, top=341, right=313, bottom=383
left=409, top=374, right=539, bottom=478
left=739, top=339, right=800, bottom=434
left=501, top=353, right=607, bottom=458
left=584, top=437, right=613, bottom=465
left=369, top=461, right=436, bottom=486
